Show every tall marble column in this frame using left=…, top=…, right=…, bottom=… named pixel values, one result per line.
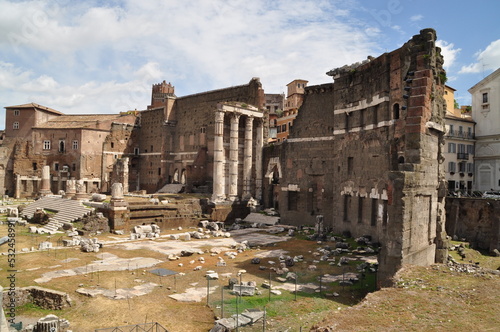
left=255, top=118, right=264, bottom=202
left=212, top=110, right=225, bottom=201
left=228, top=113, right=240, bottom=201
left=39, top=165, right=52, bottom=196
left=243, top=116, right=254, bottom=199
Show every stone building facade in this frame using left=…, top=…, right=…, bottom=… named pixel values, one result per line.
left=262, top=29, right=449, bottom=285
left=0, top=103, right=138, bottom=198
left=138, top=78, right=266, bottom=199
left=469, top=68, right=500, bottom=191
left=443, top=85, right=475, bottom=195
left=1, top=79, right=266, bottom=200
left=276, top=79, right=308, bottom=142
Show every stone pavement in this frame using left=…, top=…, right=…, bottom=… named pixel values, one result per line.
left=76, top=282, right=159, bottom=299
left=112, top=228, right=290, bottom=255
left=169, top=285, right=219, bottom=302
left=34, top=253, right=162, bottom=283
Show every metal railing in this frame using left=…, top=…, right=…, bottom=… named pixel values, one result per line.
left=446, top=130, right=475, bottom=139
left=95, top=322, right=168, bottom=332
left=447, top=190, right=484, bottom=198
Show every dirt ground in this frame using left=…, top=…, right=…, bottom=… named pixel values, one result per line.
left=2, top=215, right=499, bottom=332
left=0, top=219, right=378, bottom=332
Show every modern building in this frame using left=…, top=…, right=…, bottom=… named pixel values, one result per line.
left=264, top=93, right=284, bottom=143
left=443, top=86, right=475, bottom=194
left=276, top=79, right=308, bottom=142
left=469, top=68, right=500, bottom=191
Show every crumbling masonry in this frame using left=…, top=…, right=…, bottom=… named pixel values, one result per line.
left=262, top=29, right=449, bottom=285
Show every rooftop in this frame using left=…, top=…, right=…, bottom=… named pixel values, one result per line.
left=4, top=102, right=64, bottom=115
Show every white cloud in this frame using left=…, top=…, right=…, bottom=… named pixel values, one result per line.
left=459, top=39, right=500, bottom=74
left=410, top=14, right=423, bottom=22
left=436, top=40, right=461, bottom=70
left=0, top=0, right=382, bottom=128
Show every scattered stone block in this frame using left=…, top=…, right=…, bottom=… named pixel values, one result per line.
left=38, top=241, right=52, bottom=250
left=181, top=249, right=195, bottom=257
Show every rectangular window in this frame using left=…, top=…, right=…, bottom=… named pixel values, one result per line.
left=14, top=110, right=20, bottom=116
left=458, top=144, right=465, bottom=153
left=371, top=198, right=378, bottom=226
left=343, top=195, right=350, bottom=222
left=467, top=163, right=474, bottom=173
left=467, top=145, right=474, bottom=155
left=382, top=201, right=388, bottom=225
left=482, top=92, right=488, bottom=103
left=358, top=197, right=364, bottom=224
left=448, top=161, right=456, bottom=173
left=72, top=140, right=78, bottom=150
left=72, top=163, right=76, bottom=172
left=58, top=140, right=65, bottom=153
left=54, top=163, right=59, bottom=171
left=288, top=191, right=298, bottom=211
left=347, top=157, right=353, bottom=175
left=449, top=124, right=454, bottom=135
left=459, top=162, right=466, bottom=173
left=448, top=143, right=456, bottom=153
left=43, top=140, right=51, bottom=150
left=32, top=162, right=37, bottom=171
left=13, top=122, right=19, bottom=129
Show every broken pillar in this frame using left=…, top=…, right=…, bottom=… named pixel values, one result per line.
left=39, top=165, right=52, bottom=196
left=74, top=179, right=88, bottom=200
left=108, top=182, right=129, bottom=231
left=65, top=179, right=76, bottom=199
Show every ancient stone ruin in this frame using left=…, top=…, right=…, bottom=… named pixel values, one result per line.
left=262, top=28, right=449, bottom=286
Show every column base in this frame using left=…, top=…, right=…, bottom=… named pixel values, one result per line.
left=228, top=195, right=240, bottom=203
left=211, top=194, right=227, bottom=203
left=39, top=189, right=52, bottom=196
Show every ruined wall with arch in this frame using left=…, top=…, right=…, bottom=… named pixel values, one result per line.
left=262, top=29, right=448, bottom=286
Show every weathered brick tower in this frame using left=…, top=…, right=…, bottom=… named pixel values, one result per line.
left=263, top=29, right=448, bottom=286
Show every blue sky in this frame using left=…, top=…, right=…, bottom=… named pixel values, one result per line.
left=1, top=0, right=499, bottom=129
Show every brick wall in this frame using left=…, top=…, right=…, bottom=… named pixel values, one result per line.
left=263, top=29, right=448, bottom=286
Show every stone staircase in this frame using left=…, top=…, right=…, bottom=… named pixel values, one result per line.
left=156, top=183, right=185, bottom=194
left=21, top=197, right=94, bottom=233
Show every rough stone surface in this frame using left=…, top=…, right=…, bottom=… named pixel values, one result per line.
left=2, top=286, right=72, bottom=310
left=446, top=197, right=500, bottom=254
left=262, top=29, right=448, bottom=287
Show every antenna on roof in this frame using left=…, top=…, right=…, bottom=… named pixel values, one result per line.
left=482, top=62, right=489, bottom=78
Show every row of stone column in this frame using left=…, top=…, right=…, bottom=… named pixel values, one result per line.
left=213, top=110, right=263, bottom=202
